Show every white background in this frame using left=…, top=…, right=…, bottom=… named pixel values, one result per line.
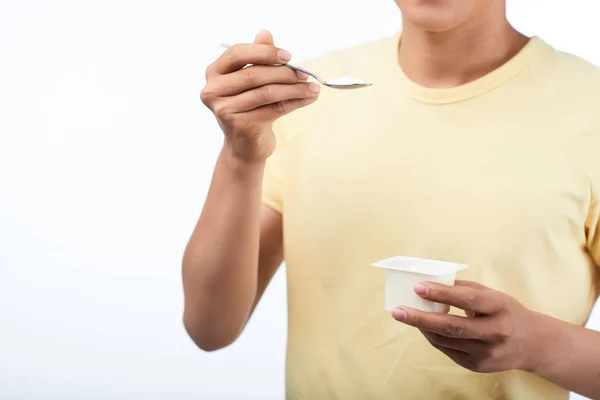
left=1, top=1, right=599, bottom=399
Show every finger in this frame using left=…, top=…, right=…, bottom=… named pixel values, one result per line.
left=392, top=307, right=496, bottom=340
left=429, top=341, right=470, bottom=358
left=227, top=82, right=320, bottom=112
left=428, top=341, right=477, bottom=371
left=209, top=44, right=292, bottom=76
left=452, top=280, right=492, bottom=317
left=208, top=65, right=307, bottom=97
left=254, top=30, right=274, bottom=46
left=415, top=282, right=504, bottom=315
left=420, top=330, right=486, bottom=355
left=454, top=280, right=491, bottom=290
left=249, top=96, right=319, bottom=119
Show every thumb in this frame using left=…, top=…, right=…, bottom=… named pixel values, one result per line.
left=254, top=30, right=274, bottom=46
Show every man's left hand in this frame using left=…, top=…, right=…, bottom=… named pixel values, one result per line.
left=391, top=280, right=550, bottom=373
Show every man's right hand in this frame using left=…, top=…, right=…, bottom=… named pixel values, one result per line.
left=200, top=30, right=321, bottom=163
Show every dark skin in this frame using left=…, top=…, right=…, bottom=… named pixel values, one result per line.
left=184, top=0, right=600, bottom=397
left=182, top=31, right=318, bottom=351
left=392, top=281, right=600, bottom=398
left=392, top=0, right=600, bottom=395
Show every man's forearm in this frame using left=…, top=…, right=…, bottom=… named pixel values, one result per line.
left=533, top=313, right=600, bottom=399
left=182, top=143, right=265, bottom=350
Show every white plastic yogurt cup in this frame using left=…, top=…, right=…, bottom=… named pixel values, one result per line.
left=372, top=256, right=469, bottom=313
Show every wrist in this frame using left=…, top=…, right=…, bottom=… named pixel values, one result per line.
left=220, top=142, right=266, bottom=182
left=527, top=312, right=570, bottom=376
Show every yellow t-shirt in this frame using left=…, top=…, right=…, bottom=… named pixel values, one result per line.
left=262, top=34, right=600, bottom=400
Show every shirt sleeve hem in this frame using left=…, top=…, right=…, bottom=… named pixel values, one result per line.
left=261, top=195, right=283, bottom=214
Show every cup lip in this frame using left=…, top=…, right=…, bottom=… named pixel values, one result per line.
left=371, top=255, right=469, bottom=275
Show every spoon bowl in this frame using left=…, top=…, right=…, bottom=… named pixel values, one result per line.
left=219, top=43, right=372, bottom=90
left=325, top=83, right=372, bottom=89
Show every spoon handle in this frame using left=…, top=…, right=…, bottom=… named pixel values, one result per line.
left=219, top=43, right=325, bottom=84
left=284, top=63, right=325, bottom=84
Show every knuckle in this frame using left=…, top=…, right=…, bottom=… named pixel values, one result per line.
left=495, top=292, right=512, bottom=309
left=213, top=102, right=233, bottom=119
left=492, top=321, right=512, bottom=342
left=443, top=320, right=465, bottom=337
left=200, top=88, right=216, bottom=106
left=464, top=290, right=478, bottom=307
left=259, top=85, right=272, bottom=103
left=271, top=101, right=287, bottom=114
left=244, top=67, right=260, bottom=85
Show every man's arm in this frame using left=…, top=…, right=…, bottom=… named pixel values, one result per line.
left=182, top=145, right=283, bottom=351
left=182, top=30, right=319, bottom=351
left=533, top=315, right=600, bottom=399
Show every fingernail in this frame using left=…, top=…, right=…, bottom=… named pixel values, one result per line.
left=296, top=71, right=309, bottom=80
left=309, top=82, right=321, bottom=93
left=278, top=50, right=292, bottom=62
left=392, top=307, right=407, bottom=321
left=414, top=283, right=429, bottom=296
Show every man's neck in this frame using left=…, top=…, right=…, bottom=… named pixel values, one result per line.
left=398, top=5, right=529, bottom=88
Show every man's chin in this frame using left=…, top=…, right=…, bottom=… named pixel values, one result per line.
left=403, top=15, right=464, bottom=33
left=397, top=0, right=478, bottom=33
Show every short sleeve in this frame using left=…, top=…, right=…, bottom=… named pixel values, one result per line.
left=579, top=128, right=600, bottom=269
left=578, top=124, right=600, bottom=269
left=586, top=199, right=600, bottom=267
left=532, top=48, right=600, bottom=269
left=261, top=120, right=286, bottom=214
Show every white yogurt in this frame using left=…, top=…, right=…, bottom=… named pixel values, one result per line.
left=326, top=75, right=370, bottom=85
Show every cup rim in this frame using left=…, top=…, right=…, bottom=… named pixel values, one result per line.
left=371, top=256, right=469, bottom=275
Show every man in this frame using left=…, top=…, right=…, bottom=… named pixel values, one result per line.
left=182, top=0, right=600, bottom=398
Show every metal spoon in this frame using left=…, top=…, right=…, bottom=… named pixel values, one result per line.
left=219, top=43, right=372, bottom=90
